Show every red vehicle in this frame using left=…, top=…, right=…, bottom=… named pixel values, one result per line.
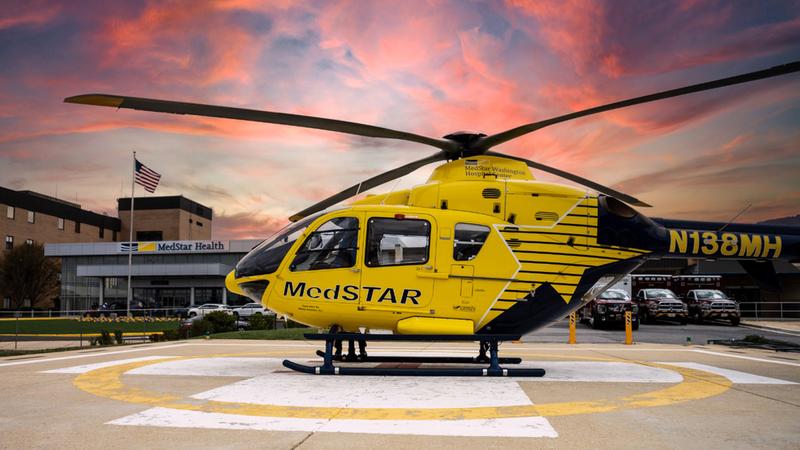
left=578, top=288, right=639, bottom=330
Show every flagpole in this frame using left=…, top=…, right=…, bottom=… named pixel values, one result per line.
left=126, top=151, right=136, bottom=317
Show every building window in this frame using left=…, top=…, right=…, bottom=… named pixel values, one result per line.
left=137, top=231, right=163, bottom=241
left=57, top=218, right=64, bottom=230
left=75, top=221, right=80, bottom=233
left=196, top=221, right=203, bottom=227
left=6, top=206, right=14, bottom=219
left=291, top=217, right=359, bottom=272
left=5, top=235, right=13, bottom=250
left=366, top=218, right=430, bottom=267
left=27, top=210, right=35, bottom=223
left=99, top=227, right=104, bottom=239
left=25, top=239, right=33, bottom=245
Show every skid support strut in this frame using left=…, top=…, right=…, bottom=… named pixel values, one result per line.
left=283, top=333, right=545, bottom=377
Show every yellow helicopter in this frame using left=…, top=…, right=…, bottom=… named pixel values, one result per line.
left=66, top=61, right=800, bottom=376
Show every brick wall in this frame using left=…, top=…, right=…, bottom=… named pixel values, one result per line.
left=1, top=202, right=116, bottom=249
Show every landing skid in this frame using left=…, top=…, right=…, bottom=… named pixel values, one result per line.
left=314, top=350, right=522, bottom=365
left=282, top=333, right=544, bottom=377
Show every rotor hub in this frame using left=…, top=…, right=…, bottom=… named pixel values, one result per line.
left=442, top=131, right=487, bottom=158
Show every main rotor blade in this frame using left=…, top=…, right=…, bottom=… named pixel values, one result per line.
left=289, top=152, right=448, bottom=222
left=64, top=94, right=456, bottom=152
left=485, top=151, right=651, bottom=207
left=476, top=61, right=800, bottom=151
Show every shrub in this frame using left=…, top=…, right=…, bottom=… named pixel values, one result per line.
left=161, top=329, right=181, bottom=341
left=249, top=314, right=273, bottom=330
left=114, top=330, right=124, bottom=344
left=178, top=324, right=191, bottom=339
left=286, top=318, right=308, bottom=329
left=190, top=319, right=214, bottom=336
left=204, top=311, right=236, bottom=333
left=99, top=330, right=114, bottom=345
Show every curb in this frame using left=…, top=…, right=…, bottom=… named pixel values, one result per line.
left=0, top=332, right=165, bottom=338
left=741, top=323, right=800, bottom=336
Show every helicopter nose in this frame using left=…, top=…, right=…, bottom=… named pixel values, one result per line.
left=240, top=280, right=270, bottom=303
left=225, top=271, right=244, bottom=295
left=226, top=271, right=270, bottom=304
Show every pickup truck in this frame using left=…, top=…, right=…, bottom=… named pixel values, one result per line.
left=579, top=288, right=639, bottom=330
left=634, top=288, right=688, bottom=324
left=684, top=289, right=740, bottom=326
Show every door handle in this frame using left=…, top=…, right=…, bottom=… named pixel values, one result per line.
left=417, top=272, right=448, bottom=280
left=350, top=268, right=361, bottom=273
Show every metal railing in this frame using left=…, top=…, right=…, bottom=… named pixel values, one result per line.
left=738, top=302, right=800, bottom=320
left=0, top=306, right=250, bottom=319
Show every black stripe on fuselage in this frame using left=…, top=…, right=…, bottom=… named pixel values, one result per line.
left=512, top=249, right=623, bottom=261
left=501, top=229, right=596, bottom=239
left=518, top=260, right=598, bottom=267
left=504, top=239, right=646, bottom=254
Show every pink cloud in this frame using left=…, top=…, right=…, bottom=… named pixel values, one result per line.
left=0, top=2, right=61, bottom=30
left=0, top=1, right=798, bottom=238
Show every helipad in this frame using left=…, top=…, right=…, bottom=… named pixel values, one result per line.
left=1, top=340, right=799, bottom=449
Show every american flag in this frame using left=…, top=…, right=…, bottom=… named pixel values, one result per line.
left=134, top=158, right=161, bottom=193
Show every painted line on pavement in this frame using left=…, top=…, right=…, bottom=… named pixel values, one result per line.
left=42, top=356, right=177, bottom=374
left=0, top=343, right=189, bottom=368
left=72, top=356, right=733, bottom=421
left=691, top=349, right=800, bottom=367
left=662, top=362, right=795, bottom=384
left=109, top=407, right=559, bottom=437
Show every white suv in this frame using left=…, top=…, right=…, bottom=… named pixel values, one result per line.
left=232, top=303, right=270, bottom=319
left=187, top=303, right=231, bottom=317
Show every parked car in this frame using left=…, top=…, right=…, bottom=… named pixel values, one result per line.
left=231, top=302, right=271, bottom=319
left=579, top=288, right=639, bottom=330
left=186, top=303, right=231, bottom=317
left=684, top=289, right=740, bottom=326
left=635, top=288, right=688, bottom=324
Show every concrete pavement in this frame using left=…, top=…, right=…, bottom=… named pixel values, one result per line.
left=0, top=339, right=798, bottom=449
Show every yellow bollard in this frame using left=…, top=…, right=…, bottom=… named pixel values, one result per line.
left=624, top=310, right=633, bottom=345
left=568, top=312, right=576, bottom=344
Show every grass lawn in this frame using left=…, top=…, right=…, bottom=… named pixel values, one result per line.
left=0, top=319, right=180, bottom=335
left=209, top=327, right=314, bottom=340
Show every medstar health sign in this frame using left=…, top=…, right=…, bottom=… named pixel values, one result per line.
left=119, top=240, right=227, bottom=254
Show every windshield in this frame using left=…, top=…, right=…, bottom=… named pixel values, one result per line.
left=599, top=289, right=629, bottom=300
left=695, top=290, right=728, bottom=300
left=235, top=213, right=322, bottom=277
left=646, top=289, right=677, bottom=299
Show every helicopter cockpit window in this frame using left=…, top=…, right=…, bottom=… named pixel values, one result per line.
left=290, top=217, right=359, bottom=271
left=234, top=213, right=322, bottom=278
left=366, top=218, right=430, bottom=267
left=453, top=223, right=490, bottom=261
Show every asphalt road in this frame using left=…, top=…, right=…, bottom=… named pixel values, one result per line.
left=525, top=319, right=800, bottom=345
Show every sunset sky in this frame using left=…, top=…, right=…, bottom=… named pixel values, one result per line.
left=1, top=0, right=799, bottom=240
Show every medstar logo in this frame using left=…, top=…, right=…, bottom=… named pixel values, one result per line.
left=283, top=281, right=421, bottom=304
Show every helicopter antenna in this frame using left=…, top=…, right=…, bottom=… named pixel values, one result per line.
left=381, top=177, right=404, bottom=205
left=718, top=203, right=752, bottom=232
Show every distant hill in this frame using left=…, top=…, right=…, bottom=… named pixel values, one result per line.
left=758, top=215, right=800, bottom=226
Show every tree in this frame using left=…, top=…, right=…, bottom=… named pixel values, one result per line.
left=0, top=244, right=60, bottom=309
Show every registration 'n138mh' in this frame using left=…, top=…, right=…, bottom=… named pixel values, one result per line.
left=668, top=230, right=782, bottom=258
